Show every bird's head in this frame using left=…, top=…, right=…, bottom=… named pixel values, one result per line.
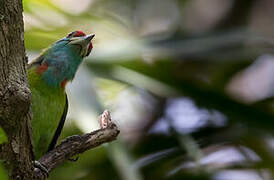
left=30, top=31, right=95, bottom=88
left=56, top=30, right=95, bottom=58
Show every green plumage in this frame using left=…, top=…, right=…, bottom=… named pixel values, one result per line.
left=26, top=31, right=94, bottom=159
left=28, top=66, right=66, bottom=159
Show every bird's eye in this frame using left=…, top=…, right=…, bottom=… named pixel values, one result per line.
left=66, top=32, right=74, bottom=38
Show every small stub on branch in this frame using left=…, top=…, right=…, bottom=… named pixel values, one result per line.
left=99, top=110, right=112, bottom=129
left=34, top=110, right=119, bottom=179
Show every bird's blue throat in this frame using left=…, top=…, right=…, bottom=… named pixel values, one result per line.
left=38, top=40, right=83, bottom=88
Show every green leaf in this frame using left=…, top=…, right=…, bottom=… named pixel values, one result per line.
left=0, top=162, right=8, bottom=180
left=0, top=127, right=7, bottom=144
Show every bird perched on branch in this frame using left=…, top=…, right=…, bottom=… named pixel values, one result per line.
left=27, top=31, right=95, bottom=159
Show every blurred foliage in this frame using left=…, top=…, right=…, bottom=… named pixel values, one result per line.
left=23, top=0, right=274, bottom=179
left=0, top=162, right=8, bottom=180
left=0, top=127, right=7, bottom=144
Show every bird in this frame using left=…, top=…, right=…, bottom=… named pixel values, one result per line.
left=27, top=30, right=95, bottom=159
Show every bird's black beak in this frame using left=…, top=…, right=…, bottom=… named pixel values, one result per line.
left=69, top=34, right=95, bottom=46
left=85, top=34, right=95, bottom=42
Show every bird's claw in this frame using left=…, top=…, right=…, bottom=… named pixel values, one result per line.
left=98, top=110, right=112, bottom=129
left=33, top=160, right=49, bottom=178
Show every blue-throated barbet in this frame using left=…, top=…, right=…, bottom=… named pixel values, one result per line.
left=27, top=31, right=94, bottom=159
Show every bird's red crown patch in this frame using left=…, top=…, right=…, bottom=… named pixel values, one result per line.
left=67, top=31, right=86, bottom=38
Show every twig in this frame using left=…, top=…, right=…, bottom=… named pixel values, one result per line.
left=33, top=123, right=119, bottom=179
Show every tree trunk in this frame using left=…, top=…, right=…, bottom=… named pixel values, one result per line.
left=0, top=0, right=34, bottom=179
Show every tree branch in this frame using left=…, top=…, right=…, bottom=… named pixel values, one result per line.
left=34, top=123, right=120, bottom=179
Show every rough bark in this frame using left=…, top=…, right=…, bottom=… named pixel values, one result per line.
left=0, top=0, right=34, bottom=179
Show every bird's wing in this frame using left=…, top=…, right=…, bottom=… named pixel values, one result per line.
left=47, top=94, right=68, bottom=152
